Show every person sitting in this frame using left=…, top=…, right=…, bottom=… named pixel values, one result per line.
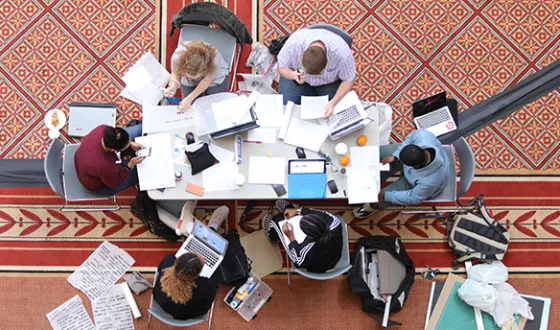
left=353, top=129, right=450, bottom=218
left=277, top=28, right=356, bottom=117
left=264, top=200, right=342, bottom=273
left=164, top=40, right=230, bottom=112
left=174, top=200, right=230, bottom=236
left=75, top=124, right=144, bottom=195
left=153, top=253, right=216, bottom=320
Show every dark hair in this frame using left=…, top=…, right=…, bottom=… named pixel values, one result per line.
left=399, top=144, right=426, bottom=168
left=302, top=45, right=327, bottom=75
left=103, top=126, right=130, bottom=151
left=175, top=253, right=203, bottom=278
left=300, top=213, right=331, bottom=244
left=160, top=253, right=203, bottom=304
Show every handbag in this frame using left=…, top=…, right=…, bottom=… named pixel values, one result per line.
left=185, top=142, right=219, bottom=175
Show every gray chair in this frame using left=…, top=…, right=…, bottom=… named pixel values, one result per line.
left=44, top=139, right=119, bottom=212
left=148, top=270, right=214, bottom=329
left=179, top=24, right=239, bottom=92
left=307, top=24, right=352, bottom=48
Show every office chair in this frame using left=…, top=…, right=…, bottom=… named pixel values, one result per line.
left=148, top=270, right=214, bottom=329
left=307, top=24, right=353, bottom=47
left=44, top=139, right=119, bottom=212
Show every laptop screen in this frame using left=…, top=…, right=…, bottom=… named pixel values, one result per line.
left=412, top=91, right=447, bottom=117
left=288, top=160, right=326, bottom=174
left=193, top=221, right=227, bottom=254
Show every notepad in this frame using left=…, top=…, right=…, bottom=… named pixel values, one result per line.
left=278, top=215, right=307, bottom=244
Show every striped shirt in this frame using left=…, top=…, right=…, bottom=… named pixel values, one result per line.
left=170, top=41, right=229, bottom=87
left=277, top=29, right=356, bottom=86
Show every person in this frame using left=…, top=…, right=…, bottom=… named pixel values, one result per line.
left=174, top=200, right=230, bottom=236
left=75, top=124, right=144, bottom=195
left=353, top=129, right=450, bottom=218
left=277, top=28, right=356, bottom=117
left=164, top=40, right=230, bottom=112
left=153, top=252, right=216, bottom=320
left=263, top=200, right=342, bottom=273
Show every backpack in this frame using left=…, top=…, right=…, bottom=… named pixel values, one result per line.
left=446, top=195, right=510, bottom=268
left=130, top=191, right=180, bottom=242
left=211, top=229, right=251, bottom=287
left=348, top=236, right=415, bottom=326
left=268, top=35, right=290, bottom=56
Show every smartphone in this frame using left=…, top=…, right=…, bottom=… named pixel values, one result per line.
left=272, top=184, right=287, bottom=197
left=136, top=147, right=152, bottom=157
left=380, top=163, right=391, bottom=171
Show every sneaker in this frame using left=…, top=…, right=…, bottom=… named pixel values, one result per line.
left=262, top=214, right=277, bottom=244
left=353, top=203, right=378, bottom=219
left=275, top=200, right=299, bottom=213
left=176, top=201, right=197, bottom=236
left=208, top=206, right=229, bottom=230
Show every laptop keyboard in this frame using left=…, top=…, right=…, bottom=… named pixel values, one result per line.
left=185, top=238, right=220, bottom=268
left=325, top=105, right=361, bottom=129
left=416, top=107, right=452, bottom=129
left=289, top=174, right=325, bottom=190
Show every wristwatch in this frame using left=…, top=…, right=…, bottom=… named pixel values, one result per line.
left=295, top=207, right=303, bottom=215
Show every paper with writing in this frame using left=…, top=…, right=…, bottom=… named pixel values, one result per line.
left=248, top=156, right=285, bottom=185
left=142, top=104, right=194, bottom=134
left=92, top=285, right=135, bottom=330
left=46, top=296, right=96, bottom=330
left=346, top=167, right=379, bottom=204
left=283, top=118, right=329, bottom=152
left=301, top=95, right=329, bottom=120
left=278, top=216, right=307, bottom=244
left=135, top=133, right=176, bottom=191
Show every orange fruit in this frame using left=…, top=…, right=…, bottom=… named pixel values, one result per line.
left=357, top=135, right=368, bottom=146
left=339, top=155, right=350, bottom=166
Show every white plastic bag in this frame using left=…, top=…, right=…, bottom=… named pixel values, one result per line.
left=493, top=282, right=534, bottom=326
left=468, top=261, right=508, bottom=284
left=458, top=279, right=497, bottom=311
left=375, top=102, right=392, bottom=146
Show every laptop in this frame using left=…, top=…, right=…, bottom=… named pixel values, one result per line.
left=323, top=91, right=373, bottom=140
left=287, top=159, right=327, bottom=198
left=412, top=92, right=457, bottom=137
left=205, top=97, right=260, bottom=139
left=68, top=102, right=117, bottom=137
left=175, top=220, right=229, bottom=278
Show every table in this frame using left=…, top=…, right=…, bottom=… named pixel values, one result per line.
left=148, top=102, right=380, bottom=201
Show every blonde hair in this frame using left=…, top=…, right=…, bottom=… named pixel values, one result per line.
left=176, top=41, right=217, bottom=78
left=160, top=253, right=202, bottom=304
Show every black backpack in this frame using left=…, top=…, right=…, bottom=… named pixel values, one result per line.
left=130, top=191, right=180, bottom=242
left=211, top=229, right=251, bottom=287
left=268, top=35, right=290, bottom=56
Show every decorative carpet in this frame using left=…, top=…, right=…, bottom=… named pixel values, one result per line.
left=260, top=0, right=560, bottom=174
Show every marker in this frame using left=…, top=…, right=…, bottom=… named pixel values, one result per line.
left=296, top=69, right=301, bottom=82
left=243, top=140, right=262, bottom=144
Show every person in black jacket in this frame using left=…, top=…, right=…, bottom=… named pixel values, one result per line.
left=264, top=200, right=343, bottom=273
left=153, top=253, right=216, bottom=320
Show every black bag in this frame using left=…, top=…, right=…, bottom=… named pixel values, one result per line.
left=130, top=191, right=180, bottom=242
left=211, top=229, right=251, bottom=287
left=348, top=236, right=415, bottom=325
left=185, top=143, right=219, bottom=175
left=268, top=35, right=290, bottom=56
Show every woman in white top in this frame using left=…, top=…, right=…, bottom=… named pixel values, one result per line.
left=164, top=41, right=230, bottom=112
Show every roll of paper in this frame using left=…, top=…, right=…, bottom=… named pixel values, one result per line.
left=278, top=101, right=294, bottom=140
left=119, top=282, right=142, bottom=319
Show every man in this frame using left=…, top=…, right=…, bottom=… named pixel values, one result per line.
left=75, top=124, right=144, bottom=195
left=353, top=130, right=450, bottom=218
left=277, top=28, right=356, bottom=117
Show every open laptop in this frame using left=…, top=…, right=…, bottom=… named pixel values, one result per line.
left=175, top=220, right=229, bottom=278
left=287, top=159, right=327, bottom=198
left=324, top=91, right=373, bottom=140
left=68, top=102, right=117, bottom=137
left=412, top=92, right=457, bottom=137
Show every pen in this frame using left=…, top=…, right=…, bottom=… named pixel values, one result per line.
left=243, top=140, right=262, bottom=144
left=174, top=134, right=185, bottom=140
left=297, top=69, right=301, bottom=82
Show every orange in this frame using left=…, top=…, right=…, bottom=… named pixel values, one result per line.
left=339, top=155, right=350, bottom=166
left=357, top=135, right=368, bottom=146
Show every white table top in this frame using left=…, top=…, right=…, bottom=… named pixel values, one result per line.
left=147, top=103, right=380, bottom=201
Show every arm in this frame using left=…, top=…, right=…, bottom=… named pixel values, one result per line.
left=100, top=157, right=143, bottom=188
left=324, top=47, right=356, bottom=117
left=178, top=75, right=214, bottom=112
left=288, top=239, right=317, bottom=269
left=384, top=182, right=439, bottom=205
left=328, top=80, right=354, bottom=106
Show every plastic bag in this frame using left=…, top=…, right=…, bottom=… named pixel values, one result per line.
left=468, top=261, right=508, bottom=284
left=376, top=103, right=392, bottom=146
left=458, top=279, right=497, bottom=311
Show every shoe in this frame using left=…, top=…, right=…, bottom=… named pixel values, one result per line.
left=275, top=200, right=299, bottom=213
left=176, top=201, right=197, bottom=236
left=353, top=203, right=378, bottom=219
left=208, top=206, right=229, bottom=230
left=262, top=214, right=277, bottom=244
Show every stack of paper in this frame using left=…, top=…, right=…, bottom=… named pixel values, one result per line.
left=46, top=296, right=96, bottom=330
left=121, top=53, right=170, bottom=106
left=211, top=92, right=259, bottom=131
left=135, top=133, right=176, bottom=191
left=142, top=104, right=195, bottom=134
left=283, top=117, right=329, bottom=152
left=346, top=146, right=381, bottom=204
left=248, top=156, right=285, bottom=184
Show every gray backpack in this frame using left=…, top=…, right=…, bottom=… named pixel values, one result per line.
left=447, top=195, right=510, bottom=268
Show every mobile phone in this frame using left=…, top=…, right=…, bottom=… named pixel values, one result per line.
left=380, top=163, right=391, bottom=171
left=136, top=147, right=152, bottom=157
left=272, top=184, right=287, bottom=197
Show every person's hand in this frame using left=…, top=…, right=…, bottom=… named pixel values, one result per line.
left=163, top=81, right=179, bottom=97
left=381, top=155, right=397, bottom=164
left=378, top=191, right=385, bottom=202
left=127, top=156, right=145, bottom=169
left=324, top=101, right=335, bottom=118
left=284, top=208, right=298, bottom=219
left=130, top=142, right=144, bottom=151
left=282, top=223, right=295, bottom=241
left=291, top=70, right=306, bottom=84
left=179, top=96, right=194, bottom=112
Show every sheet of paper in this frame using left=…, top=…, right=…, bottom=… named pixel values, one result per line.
left=301, top=95, right=329, bottom=120
left=208, top=144, right=234, bottom=163
left=278, top=101, right=294, bottom=140
left=202, top=162, right=240, bottom=192
left=172, top=138, right=187, bottom=165
left=92, top=285, right=135, bottom=330
left=278, top=215, right=306, bottom=244
left=283, top=118, right=329, bottom=152
left=248, top=156, right=285, bottom=185
left=238, top=73, right=277, bottom=94
left=46, top=296, right=96, bottom=330
left=135, top=133, right=176, bottom=191
left=248, top=128, right=277, bottom=143
left=211, top=95, right=249, bottom=130
left=142, top=104, right=195, bottom=133
left=121, top=53, right=170, bottom=106
left=67, top=241, right=135, bottom=302
left=120, top=89, right=141, bottom=104
left=350, top=146, right=379, bottom=167
left=255, top=94, right=283, bottom=127
left=346, top=166, right=379, bottom=204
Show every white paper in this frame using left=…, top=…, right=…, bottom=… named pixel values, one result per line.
left=67, top=241, right=135, bottom=302
left=238, top=73, right=277, bottom=94
left=142, top=104, right=195, bottom=134
left=211, top=95, right=249, bottom=130
left=278, top=101, right=294, bottom=140
left=202, top=162, right=240, bottom=192
left=283, top=118, right=329, bottom=152
left=255, top=94, right=283, bottom=127
left=172, top=138, right=187, bottom=165
left=135, top=133, right=176, bottom=191
left=346, top=167, right=379, bottom=204
left=92, top=285, right=135, bottom=330
left=350, top=146, right=378, bottom=167
left=278, top=215, right=306, bottom=244
left=301, top=95, right=329, bottom=120
left=118, top=282, right=141, bottom=319
left=46, top=296, right=96, bottom=330
left=208, top=144, right=234, bottom=163
left=121, top=53, right=170, bottom=106
left=248, top=156, right=285, bottom=185
left=248, top=128, right=277, bottom=143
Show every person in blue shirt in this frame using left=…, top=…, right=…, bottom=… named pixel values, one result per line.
left=353, top=130, right=450, bottom=218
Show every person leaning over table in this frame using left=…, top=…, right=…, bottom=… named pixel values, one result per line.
left=163, top=40, right=230, bottom=112
left=277, top=28, right=356, bottom=118
left=263, top=200, right=343, bottom=273
left=353, top=129, right=450, bottom=219
left=75, top=124, right=144, bottom=195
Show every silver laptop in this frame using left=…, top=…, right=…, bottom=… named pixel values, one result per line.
left=412, top=92, right=457, bottom=137
left=324, top=91, right=373, bottom=140
left=68, top=102, right=117, bottom=137
left=175, top=220, right=229, bottom=278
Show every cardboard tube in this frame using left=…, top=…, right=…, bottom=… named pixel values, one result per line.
left=119, top=282, right=141, bottom=319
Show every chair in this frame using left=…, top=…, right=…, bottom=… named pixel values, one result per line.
left=44, top=139, right=119, bottom=212
left=148, top=270, right=214, bottom=329
left=307, top=24, right=353, bottom=48
left=179, top=24, right=240, bottom=92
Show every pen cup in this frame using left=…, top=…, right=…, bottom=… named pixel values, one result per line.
left=233, top=173, right=246, bottom=186
left=335, top=143, right=348, bottom=156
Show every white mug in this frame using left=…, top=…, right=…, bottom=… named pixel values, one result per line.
left=233, top=173, right=246, bottom=186
left=335, top=143, right=348, bottom=156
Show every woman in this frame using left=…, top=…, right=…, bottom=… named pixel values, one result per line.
left=153, top=253, right=216, bottom=320
left=264, top=200, right=343, bottom=273
left=164, top=40, right=230, bottom=112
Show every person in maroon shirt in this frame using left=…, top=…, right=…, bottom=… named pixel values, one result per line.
left=75, top=124, right=144, bottom=195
